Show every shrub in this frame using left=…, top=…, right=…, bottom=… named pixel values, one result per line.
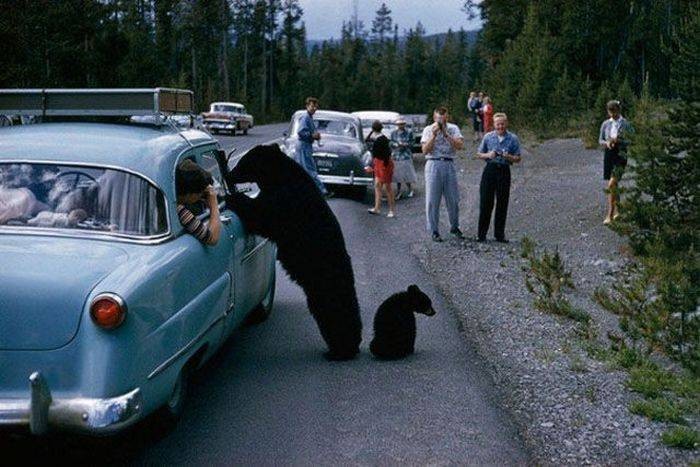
left=661, top=426, right=699, bottom=450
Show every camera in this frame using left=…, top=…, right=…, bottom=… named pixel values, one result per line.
left=495, top=150, right=504, bottom=158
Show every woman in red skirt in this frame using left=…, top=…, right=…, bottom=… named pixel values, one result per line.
left=365, top=120, right=396, bottom=217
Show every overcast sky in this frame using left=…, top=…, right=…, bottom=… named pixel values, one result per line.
left=298, top=0, right=481, bottom=40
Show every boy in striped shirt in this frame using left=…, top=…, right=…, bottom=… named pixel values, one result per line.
left=175, top=160, right=221, bottom=245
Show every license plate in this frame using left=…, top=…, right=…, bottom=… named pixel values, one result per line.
left=316, top=159, right=334, bottom=168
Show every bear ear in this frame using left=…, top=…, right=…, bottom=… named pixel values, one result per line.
left=407, top=284, right=420, bottom=294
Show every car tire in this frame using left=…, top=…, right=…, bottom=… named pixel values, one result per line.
left=231, top=128, right=236, bottom=136
left=243, top=127, right=248, bottom=135
left=245, top=271, right=275, bottom=326
left=0, top=115, right=12, bottom=127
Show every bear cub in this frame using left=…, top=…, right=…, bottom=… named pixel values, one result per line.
left=370, top=285, right=435, bottom=360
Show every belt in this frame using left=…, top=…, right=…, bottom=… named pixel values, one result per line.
left=426, top=157, right=453, bottom=161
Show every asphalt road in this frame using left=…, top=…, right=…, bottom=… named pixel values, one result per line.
left=1, top=123, right=529, bottom=465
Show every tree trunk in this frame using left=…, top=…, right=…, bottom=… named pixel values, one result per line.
left=243, top=38, right=248, bottom=100
left=220, top=0, right=230, bottom=99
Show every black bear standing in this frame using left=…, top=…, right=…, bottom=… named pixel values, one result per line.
left=370, top=285, right=435, bottom=360
left=224, top=144, right=362, bottom=360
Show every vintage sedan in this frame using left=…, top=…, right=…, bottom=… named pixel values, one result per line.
left=280, top=110, right=373, bottom=195
left=0, top=120, right=276, bottom=435
left=351, top=110, right=402, bottom=140
left=201, top=102, right=254, bottom=136
left=403, top=113, right=429, bottom=152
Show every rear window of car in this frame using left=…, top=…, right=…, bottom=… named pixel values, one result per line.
left=0, top=163, right=168, bottom=237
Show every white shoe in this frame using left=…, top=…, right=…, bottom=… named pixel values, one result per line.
left=387, top=211, right=395, bottom=218
left=406, top=191, right=414, bottom=198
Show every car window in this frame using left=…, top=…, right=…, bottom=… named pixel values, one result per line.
left=213, top=105, right=237, bottom=113
left=0, top=163, right=167, bottom=236
left=199, top=151, right=226, bottom=200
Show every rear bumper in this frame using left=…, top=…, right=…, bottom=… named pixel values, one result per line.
left=320, top=173, right=373, bottom=186
left=0, top=372, right=142, bottom=436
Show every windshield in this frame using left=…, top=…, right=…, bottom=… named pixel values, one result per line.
left=294, top=117, right=358, bottom=139
left=0, top=163, right=168, bottom=237
left=213, top=105, right=242, bottom=113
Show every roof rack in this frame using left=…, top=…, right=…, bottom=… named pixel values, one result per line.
left=0, top=88, right=194, bottom=122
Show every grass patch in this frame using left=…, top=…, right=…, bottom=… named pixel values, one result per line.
left=522, top=244, right=591, bottom=326
left=661, top=426, right=699, bottom=450
left=629, top=398, right=687, bottom=424
left=569, top=355, right=589, bottom=373
left=627, top=366, right=670, bottom=398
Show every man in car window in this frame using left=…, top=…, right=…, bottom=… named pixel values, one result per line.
left=175, top=160, right=221, bottom=246
left=295, top=96, right=330, bottom=198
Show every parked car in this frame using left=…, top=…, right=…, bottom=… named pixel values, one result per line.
left=0, top=88, right=276, bottom=436
left=0, top=114, right=35, bottom=127
left=201, top=102, right=254, bottom=136
left=351, top=110, right=402, bottom=141
left=280, top=110, right=373, bottom=195
left=403, top=113, right=429, bottom=152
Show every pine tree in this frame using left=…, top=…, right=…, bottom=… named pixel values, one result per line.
left=371, top=3, right=392, bottom=43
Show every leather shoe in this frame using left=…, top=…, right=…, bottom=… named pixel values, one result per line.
left=432, top=232, right=443, bottom=242
left=450, top=227, right=466, bottom=240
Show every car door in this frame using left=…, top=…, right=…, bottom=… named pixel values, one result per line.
left=199, top=149, right=265, bottom=331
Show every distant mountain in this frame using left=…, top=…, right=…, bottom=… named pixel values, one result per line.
left=306, top=29, right=480, bottom=52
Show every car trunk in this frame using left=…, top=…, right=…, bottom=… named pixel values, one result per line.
left=0, top=235, right=129, bottom=350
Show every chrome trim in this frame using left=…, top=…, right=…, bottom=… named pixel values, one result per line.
left=29, top=372, right=51, bottom=435
left=320, top=174, right=373, bottom=186
left=313, top=152, right=339, bottom=158
left=0, top=159, right=173, bottom=244
left=0, top=226, right=171, bottom=245
left=242, top=238, right=270, bottom=263
left=147, top=314, right=226, bottom=380
left=0, top=372, right=143, bottom=435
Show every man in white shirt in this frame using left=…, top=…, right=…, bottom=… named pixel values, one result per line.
left=421, top=106, right=465, bottom=242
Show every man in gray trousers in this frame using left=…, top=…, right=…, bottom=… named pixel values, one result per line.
left=421, top=106, right=465, bottom=242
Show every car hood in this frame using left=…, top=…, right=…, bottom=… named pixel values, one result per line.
left=297, top=136, right=363, bottom=158
left=0, top=235, right=129, bottom=350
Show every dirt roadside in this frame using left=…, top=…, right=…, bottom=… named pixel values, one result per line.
left=382, top=135, right=697, bottom=465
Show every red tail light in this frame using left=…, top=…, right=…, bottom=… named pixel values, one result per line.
left=90, top=293, right=127, bottom=329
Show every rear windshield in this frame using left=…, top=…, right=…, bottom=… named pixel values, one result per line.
left=0, top=163, right=168, bottom=237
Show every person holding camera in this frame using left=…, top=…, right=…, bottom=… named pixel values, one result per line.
left=476, top=112, right=521, bottom=243
left=175, top=159, right=221, bottom=246
left=421, top=106, right=465, bottom=242
left=598, top=99, right=632, bottom=225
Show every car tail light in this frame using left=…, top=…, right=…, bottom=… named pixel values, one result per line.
left=90, top=293, right=127, bottom=329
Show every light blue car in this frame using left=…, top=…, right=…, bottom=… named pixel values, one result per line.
left=0, top=120, right=276, bottom=435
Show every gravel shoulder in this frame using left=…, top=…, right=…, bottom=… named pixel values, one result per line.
left=385, top=135, right=697, bottom=465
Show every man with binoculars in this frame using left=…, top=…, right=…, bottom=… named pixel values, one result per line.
left=476, top=112, right=522, bottom=243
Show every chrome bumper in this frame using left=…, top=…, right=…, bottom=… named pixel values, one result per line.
left=0, top=372, right=142, bottom=435
left=320, top=173, right=373, bottom=186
